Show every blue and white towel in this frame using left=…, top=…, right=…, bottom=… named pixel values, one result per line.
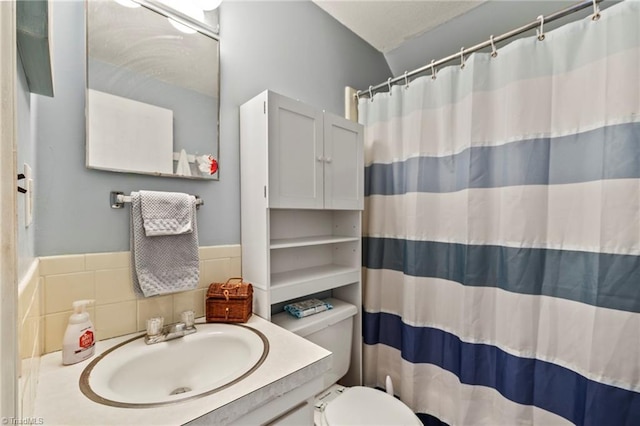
left=284, top=299, right=333, bottom=318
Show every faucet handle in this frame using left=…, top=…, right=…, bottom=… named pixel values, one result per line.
left=146, top=317, right=164, bottom=336
left=181, top=310, right=195, bottom=328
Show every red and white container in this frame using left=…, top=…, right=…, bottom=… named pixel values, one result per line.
left=62, top=300, right=95, bottom=365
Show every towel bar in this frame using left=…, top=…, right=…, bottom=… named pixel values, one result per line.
left=110, top=191, right=204, bottom=209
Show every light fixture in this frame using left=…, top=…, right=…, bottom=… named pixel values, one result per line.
left=113, top=0, right=141, bottom=8
left=156, top=0, right=205, bottom=34
left=198, top=0, right=222, bottom=11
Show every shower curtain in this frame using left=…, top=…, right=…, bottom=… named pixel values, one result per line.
left=359, top=2, right=640, bottom=425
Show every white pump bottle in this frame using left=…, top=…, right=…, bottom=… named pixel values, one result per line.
left=62, top=300, right=96, bottom=365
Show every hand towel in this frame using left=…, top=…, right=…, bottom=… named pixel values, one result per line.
left=130, top=191, right=199, bottom=297
left=175, top=149, right=192, bottom=177
left=140, top=190, right=193, bottom=236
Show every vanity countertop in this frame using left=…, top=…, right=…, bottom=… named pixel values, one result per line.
left=33, top=315, right=331, bottom=425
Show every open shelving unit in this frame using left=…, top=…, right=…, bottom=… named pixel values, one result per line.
left=270, top=235, right=360, bottom=250
left=240, top=90, right=363, bottom=387
left=266, top=209, right=360, bottom=304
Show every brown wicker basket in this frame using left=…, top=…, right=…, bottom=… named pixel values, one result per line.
left=206, top=278, right=253, bottom=323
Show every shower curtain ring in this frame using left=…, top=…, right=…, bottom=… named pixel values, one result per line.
left=490, top=35, right=498, bottom=58
left=404, top=71, right=409, bottom=88
left=430, top=60, right=437, bottom=80
left=591, top=0, right=601, bottom=20
left=355, top=91, right=360, bottom=102
left=387, top=77, right=393, bottom=95
left=459, top=47, right=466, bottom=69
left=536, top=15, right=545, bottom=41
left=369, top=85, right=374, bottom=102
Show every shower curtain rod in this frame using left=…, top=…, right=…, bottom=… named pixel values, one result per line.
left=356, top=0, right=603, bottom=99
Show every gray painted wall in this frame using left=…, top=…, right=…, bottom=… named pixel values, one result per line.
left=35, top=0, right=390, bottom=256
left=383, top=1, right=617, bottom=81
left=16, top=58, right=36, bottom=280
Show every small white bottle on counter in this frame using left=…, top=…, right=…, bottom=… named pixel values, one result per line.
left=62, top=300, right=96, bottom=365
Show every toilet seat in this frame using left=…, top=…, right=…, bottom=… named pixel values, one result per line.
left=322, top=386, right=422, bottom=426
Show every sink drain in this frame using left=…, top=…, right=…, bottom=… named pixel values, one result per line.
left=170, top=387, right=192, bottom=395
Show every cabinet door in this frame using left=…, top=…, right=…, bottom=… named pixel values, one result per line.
left=268, top=94, right=324, bottom=209
left=323, top=112, right=364, bottom=210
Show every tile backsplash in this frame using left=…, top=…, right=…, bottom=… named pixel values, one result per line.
left=39, top=244, right=241, bottom=353
left=16, top=244, right=241, bottom=418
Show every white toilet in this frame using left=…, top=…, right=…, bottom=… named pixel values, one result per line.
left=272, top=298, right=422, bottom=426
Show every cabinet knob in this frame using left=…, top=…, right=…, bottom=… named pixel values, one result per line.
left=325, top=157, right=332, bottom=163
left=316, top=156, right=324, bottom=162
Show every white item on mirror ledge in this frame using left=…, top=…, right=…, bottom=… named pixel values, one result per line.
left=175, top=149, right=192, bottom=176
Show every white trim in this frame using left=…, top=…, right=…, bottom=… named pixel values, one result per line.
left=0, top=0, right=18, bottom=419
left=17, top=258, right=39, bottom=296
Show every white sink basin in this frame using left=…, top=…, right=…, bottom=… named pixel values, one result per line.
left=80, top=323, right=268, bottom=408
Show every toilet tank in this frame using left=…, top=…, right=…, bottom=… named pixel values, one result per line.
left=272, top=298, right=357, bottom=388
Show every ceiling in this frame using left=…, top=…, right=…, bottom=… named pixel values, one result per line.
left=312, top=0, right=485, bottom=53
left=313, top=0, right=618, bottom=79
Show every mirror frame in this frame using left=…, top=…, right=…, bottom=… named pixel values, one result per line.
left=84, top=0, right=221, bottom=180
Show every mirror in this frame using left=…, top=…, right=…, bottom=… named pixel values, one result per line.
left=86, top=0, right=220, bottom=180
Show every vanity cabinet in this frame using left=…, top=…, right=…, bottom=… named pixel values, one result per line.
left=240, top=90, right=363, bottom=386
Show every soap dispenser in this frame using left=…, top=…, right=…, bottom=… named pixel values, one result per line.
left=62, top=300, right=96, bottom=365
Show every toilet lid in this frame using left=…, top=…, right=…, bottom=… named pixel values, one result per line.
left=323, top=386, right=421, bottom=426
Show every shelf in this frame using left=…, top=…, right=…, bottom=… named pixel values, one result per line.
left=270, top=235, right=359, bottom=250
left=270, top=265, right=360, bottom=304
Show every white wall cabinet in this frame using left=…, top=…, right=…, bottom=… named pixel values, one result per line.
left=240, top=90, right=363, bottom=386
left=267, top=92, right=363, bottom=210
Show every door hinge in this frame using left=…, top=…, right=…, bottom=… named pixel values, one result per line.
left=264, top=186, right=267, bottom=198
left=263, top=101, right=266, bottom=114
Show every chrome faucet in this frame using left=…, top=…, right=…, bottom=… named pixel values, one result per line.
left=145, top=310, right=196, bottom=345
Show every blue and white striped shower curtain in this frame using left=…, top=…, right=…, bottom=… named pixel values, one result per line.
left=359, top=2, right=640, bottom=424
